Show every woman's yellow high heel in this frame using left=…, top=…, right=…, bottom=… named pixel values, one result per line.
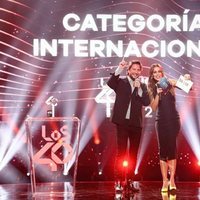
left=161, top=180, right=169, bottom=193
left=169, top=185, right=177, bottom=191
left=169, top=181, right=177, bottom=191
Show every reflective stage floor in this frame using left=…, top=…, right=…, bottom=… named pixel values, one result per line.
left=0, top=181, right=199, bottom=199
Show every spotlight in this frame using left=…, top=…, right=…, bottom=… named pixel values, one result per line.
left=63, top=171, right=69, bottom=176
left=98, top=170, right=102, bottom=175
left=198, top=161, right=200, bottom=166
left=122, top=160, right=129, bottom=183
left=45, top=96, right=58, bottom=117
left=122, top=160, right=128, bottom=168
left=134, top=168, right=139, bottom=175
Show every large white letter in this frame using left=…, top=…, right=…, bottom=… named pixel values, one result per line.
left=96, top=14, right=112, bottom=31
left=187, top=40, right=200, bottom=57
left=74, top=40, right=88, bottom=57
left=141, top=40, right=159, bottom=57
left=147, top=14, right=165, bottom=32
left=128, top=14, right=145, bottom=32
left=81, top=14, right=98, bottom=31
left=113, top=15, right=127, bottom=32
left=90, top=40, right=105, bottom=57
left=33, top=39, right=39, bottom=56
left=166, top=14, right=181, bottom=32
left=182, top=9, right=190, bottom=31
left=124, top=41, right=141, bottom=57
left=58, top=39, right=73, bottom=56
left=168, top=40, right=185, bottom=57
left=63, top=13, right=80, bottom=31
left=189, top=14, right=200, bottom=31
left=160, top=40, right=167, bottom=57
left=106, top=40, right=123, bottom=57
left=40, top=39, right=58, bottom=56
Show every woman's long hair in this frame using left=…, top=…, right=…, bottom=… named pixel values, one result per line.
left=148, top=63, right=175, bottom=98
left=148, top=64, right=164, bottom=98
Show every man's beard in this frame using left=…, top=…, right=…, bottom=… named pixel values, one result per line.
left=129, top=74, right=137, bottom=81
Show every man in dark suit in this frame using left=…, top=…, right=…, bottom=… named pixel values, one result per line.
left=107, top=60, right=150, bottom=193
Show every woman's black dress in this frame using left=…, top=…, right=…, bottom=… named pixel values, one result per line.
left=155, top=90, right=180, bottom=161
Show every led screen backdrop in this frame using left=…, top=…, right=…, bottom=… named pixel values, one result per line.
left=0, top=0, right=200, bottom=183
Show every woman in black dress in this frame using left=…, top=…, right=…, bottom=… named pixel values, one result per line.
left=148, top=63, right=181, bottom=193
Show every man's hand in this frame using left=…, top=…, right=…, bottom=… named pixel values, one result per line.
left=118, top=60, right=128, bottom=70
left=134, top=78, right=141, bottom=88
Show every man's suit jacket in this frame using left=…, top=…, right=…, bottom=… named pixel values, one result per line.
left=107, top=74, right=150, bottom=127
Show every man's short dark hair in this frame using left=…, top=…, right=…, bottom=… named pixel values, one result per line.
left=128, top=60, right=142, bottom=70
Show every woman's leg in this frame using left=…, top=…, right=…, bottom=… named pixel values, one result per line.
left=168, top=159, right=177, bottom=190
left=160, top=160, right=169, bottom=192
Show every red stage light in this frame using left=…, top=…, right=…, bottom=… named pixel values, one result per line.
left=122, top=160, right=128, bottom=168
left=94, top=138, right=100, bottom=145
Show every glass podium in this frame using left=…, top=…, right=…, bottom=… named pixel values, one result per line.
left=25, top=117, right=81, bottom=198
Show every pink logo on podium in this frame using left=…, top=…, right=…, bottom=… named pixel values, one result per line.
left=33, top=125, right=73, bottom=171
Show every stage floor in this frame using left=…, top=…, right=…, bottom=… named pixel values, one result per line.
left=0, top=181, right=199, bottom=199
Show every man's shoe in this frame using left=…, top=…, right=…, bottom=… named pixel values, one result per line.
left=115, top=193, right=123, bottom=200
left=127, top=179, right=140, bottom=192
left=115, top=181, right=123, bottom=193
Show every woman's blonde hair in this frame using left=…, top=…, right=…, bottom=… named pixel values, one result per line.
left=148, top=63, right=175, bottom=98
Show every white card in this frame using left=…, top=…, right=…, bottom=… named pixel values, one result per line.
left=176, top=75, right=193, bottom=93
